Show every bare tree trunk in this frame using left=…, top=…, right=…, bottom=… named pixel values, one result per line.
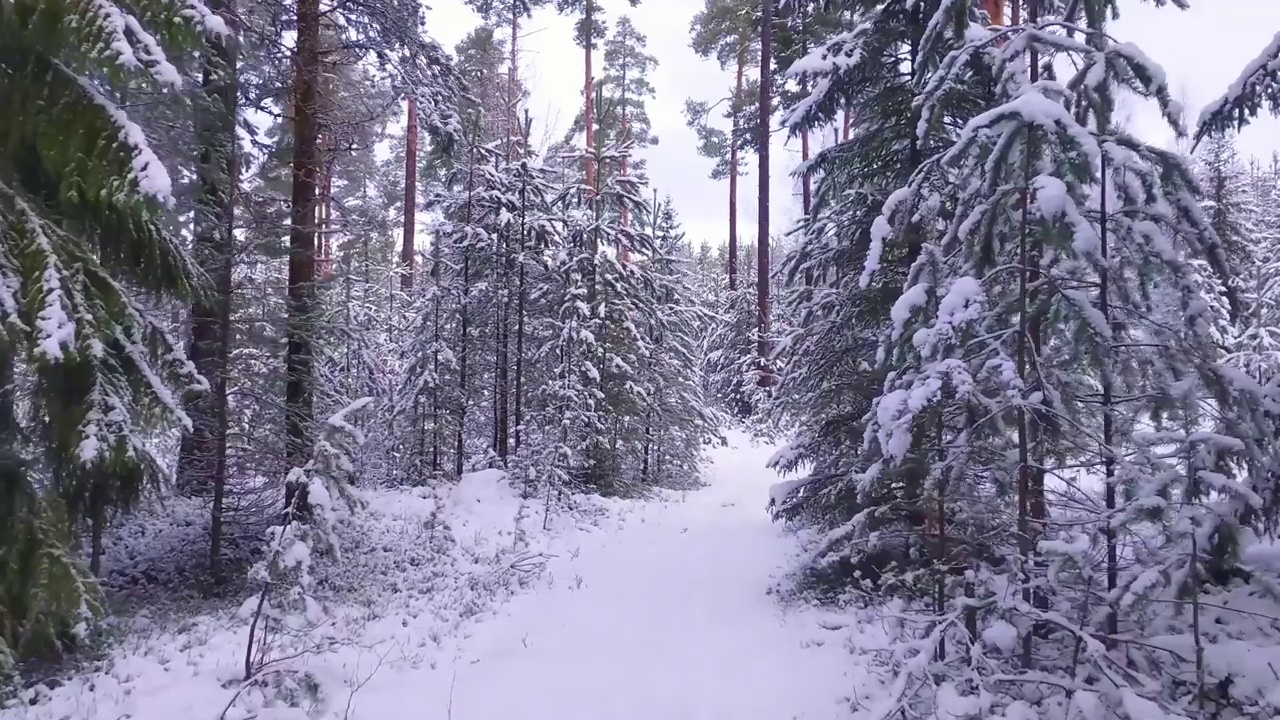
left=284, top=0, right=321, bottom=515
left=756, top=0, right=773, bottom=384
left=402, top=97, right=418, bottom=291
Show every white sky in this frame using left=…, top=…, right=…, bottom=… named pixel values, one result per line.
left=422, top=0, right=1280, bottom=246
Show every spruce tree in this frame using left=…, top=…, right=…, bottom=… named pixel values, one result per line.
left=1197, top=29, right=1280, bottom=141
left=776, top=1, right=1280, bottom=715
left=1228, top=155, right=1280, bottom=384
left=0, top=0, right=221, bottom=669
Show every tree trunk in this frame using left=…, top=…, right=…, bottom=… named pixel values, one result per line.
left=756, top=0, right=773, bottom=384
left=179, top=0, right=236, bottom=585
left=89, top=491, right=104, bottom=576
left=284, top=0, right=322, bottom=515
left=619, top=67, right=632, bottom=262
left=1099, top=152, right=1118, bottom=643
left=729, top=46, right=745, bottom=292
left=1025, top=0, right=1049, bottom=626
left=456, top=143, right=477, bottom=480
left=178, top=0, right=236, bottom=505
left=583, top=0, right=596, bottom=197
left=513, top=164, right=528, bottom=456
left=402, top=97, right=417, bottom=291
left=495, top=224, right=510, bottom=464
left=801, top=122, right=812, bottom=287
left=431, top=236, right=442, bottom=476
left=984, top=0, right=1004, bottom=25
left=457, top=245, right=470, bottom=481
left=509, top=5, right=520, bottom=161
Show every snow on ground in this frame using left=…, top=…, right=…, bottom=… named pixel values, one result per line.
left=7, top=432, right=870, bottom=720
left=349, top=432, right=866, bottom=720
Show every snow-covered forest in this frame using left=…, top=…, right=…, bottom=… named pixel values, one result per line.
left=4, top=0, right=1280, bottom=718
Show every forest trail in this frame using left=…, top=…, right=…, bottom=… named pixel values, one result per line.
left=356, top=431, right=860, bottom=719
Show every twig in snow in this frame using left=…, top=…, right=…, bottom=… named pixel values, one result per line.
left=447, top=669, right=458, bottom=720
left=342, top=642, right=396, bottom=720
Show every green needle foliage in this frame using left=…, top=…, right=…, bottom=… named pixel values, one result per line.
left=0, top=0, right=216, bottom=675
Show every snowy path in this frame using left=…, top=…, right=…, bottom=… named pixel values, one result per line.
left=357, top=432, right=858, bottom=720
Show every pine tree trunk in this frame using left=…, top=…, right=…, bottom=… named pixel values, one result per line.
left=756, top=0, right=773, bottom=384
left=402, top=97, right=418, bottom=291
left=729, top=46, right=745, bottom=292
left=984, top=0, right=1004, bottom=24
left=284, top=0, right=321, bottom=515
left=583, top=0, right=596, bottom=197
left=509, top=5, right=520, bottom=161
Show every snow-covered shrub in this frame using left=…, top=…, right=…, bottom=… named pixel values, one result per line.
left=235, top=398, right=370, bottom=711
left=97, top=494, right=267, bottom=605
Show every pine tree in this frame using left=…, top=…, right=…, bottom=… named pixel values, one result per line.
left=554, top=0, right=640, bottom=197
left=686, top=0, right=759, bottom=291
left=281, top=0, right=463, bottom=514
left=600, top=17, right=658, bottom=195
left=756, top=0, right=774, bottom=381
left=562, top=16, right=658, bottom=199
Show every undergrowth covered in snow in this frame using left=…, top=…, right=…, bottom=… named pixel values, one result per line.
left=3, top=470, right=627, bottom=720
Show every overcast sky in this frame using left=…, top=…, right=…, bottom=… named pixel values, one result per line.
left=421, top=0, right=1280, bottom=246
